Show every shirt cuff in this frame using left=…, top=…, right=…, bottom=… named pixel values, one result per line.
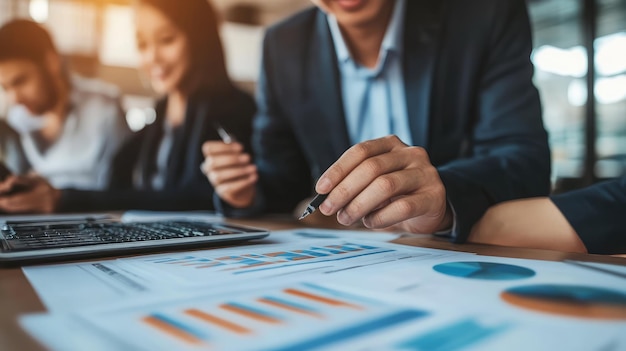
left=433, top=200, right=457, bottom=238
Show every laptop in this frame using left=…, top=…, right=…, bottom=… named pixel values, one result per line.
left=0, top=216, right=269, bottom=266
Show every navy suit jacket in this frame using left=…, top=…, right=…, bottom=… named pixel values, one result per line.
left=232, top=0, right=551, bottom=242
left=552, top=177, right=626, bottom=254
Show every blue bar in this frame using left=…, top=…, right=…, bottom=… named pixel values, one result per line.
left=309, top=246, right=347, bottom=254
left=326, top=245, right=363, bottom=252
left=294, top=250, right=330, bottom=257
left=396, top=318, right=510, bottom=351
left=150, top=313, right=209, bottom=340
left=148, top=256, right=195, bottom=263
left=302, top=283, right=383, bottom=306
left=294, top=232, right=339, bottom=239
left=225, top=302, right=283, bottom=320
left=262, top=296, right=320, bottom=313
left=268, top=309, right=428, bottom=351
left=343, top=243, right=379, bottom=250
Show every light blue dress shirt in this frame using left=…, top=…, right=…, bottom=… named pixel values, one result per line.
left=327, top=0, right=456, bottom=235
left=327, top=0, right=411, bottom=146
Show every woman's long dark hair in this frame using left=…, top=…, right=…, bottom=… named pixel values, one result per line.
left=136, top=0, right=234, bottom=95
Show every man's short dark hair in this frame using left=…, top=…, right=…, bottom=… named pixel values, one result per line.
left=0, top=19, right=57, bottom=64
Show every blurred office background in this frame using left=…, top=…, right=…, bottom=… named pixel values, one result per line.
left=0, top=0, right=624, bottom=191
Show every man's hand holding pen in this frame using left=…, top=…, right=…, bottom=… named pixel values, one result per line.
left=313, top=135, right=453, bottom=234
left=201, top=141, right=258, bottom=208
left=204, top=132, right=453, bottom=233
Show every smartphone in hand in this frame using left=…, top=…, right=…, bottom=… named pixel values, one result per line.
left=0, top=161, right=12, bottom=182
left=0, top=162, right=29, bottom=195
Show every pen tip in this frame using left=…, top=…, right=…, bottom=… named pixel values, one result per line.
left=298, top=213, right=309, bottom=221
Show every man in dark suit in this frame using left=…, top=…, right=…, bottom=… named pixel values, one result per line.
left=203, top=0, right=550, bottom=242
left=470, top=176, right=626, bottom=254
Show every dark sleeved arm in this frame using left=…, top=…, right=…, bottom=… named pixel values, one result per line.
left=551, top=177, right=626, bottom=254
left=438, top=0, right=551, bottom=243
left=59, top=187, right=216, bottom=212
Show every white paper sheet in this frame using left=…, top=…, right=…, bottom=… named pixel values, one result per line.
left=23, top=234, right=464, bottom=312
left=566, top=260, right=626, bottom=278
left=319, top=254, right=626, bottom=349
left=20, top=313, right=129, bottom=351
left=20, top=280, right=615, bottom=351
left=22, top=260, right=162, bottom=312
left=19, top=229, right=626, bottom=351
left=258, top=228, right=403, bottom=244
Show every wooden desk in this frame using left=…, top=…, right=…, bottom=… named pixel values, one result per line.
left=1, top=216, right=624, bottom=351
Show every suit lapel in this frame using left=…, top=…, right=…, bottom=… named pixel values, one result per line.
left=403, top=0, right=444, bottom=148
left=306, top=10, right=351, bottom=158
left=301, top=4, right=444, bottom=165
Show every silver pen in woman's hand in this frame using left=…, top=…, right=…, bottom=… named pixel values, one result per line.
left=201, top=123, right=237, bottom=174
left=215, top=123, right=236, bottom=144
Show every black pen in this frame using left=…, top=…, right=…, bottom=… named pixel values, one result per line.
left=298, top=193, right=329, bottom=220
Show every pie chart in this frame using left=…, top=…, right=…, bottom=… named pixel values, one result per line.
left=501, top=284, right=626, bottom=320
left=433, top=262, right=536, bottom=280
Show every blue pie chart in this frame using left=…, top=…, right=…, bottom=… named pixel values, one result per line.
left=433, top=261, right=536, bottom=280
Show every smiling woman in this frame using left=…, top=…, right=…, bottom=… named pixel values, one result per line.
left=135, top=4, right=192, bottom=97
left=134, top=0, right=232, bottom=99
left=47, top=0, right=258, bottom=213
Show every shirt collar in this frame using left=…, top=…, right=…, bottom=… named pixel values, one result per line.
left=327, top=0, right=406, bottom=65
left=327, top=14, right=351, bottom=64
left=382, top=0, right=406, bottom=54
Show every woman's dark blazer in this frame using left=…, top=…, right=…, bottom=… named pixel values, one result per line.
left=59, top=87, right=256, bottom=212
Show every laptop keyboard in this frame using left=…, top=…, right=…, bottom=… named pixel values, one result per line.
left=0, top=221, right=238, bottom=252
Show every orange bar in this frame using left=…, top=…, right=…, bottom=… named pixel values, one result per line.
left=284, top=289, right=362, bottom=310
left=185, top=309, right=252, bottom=335
left=257, top=298, right=324, bottom=319
left=142, top=316, right=204, bottom=345
left=264, top=252, right=314, bottom=260
left=196, top=262, right=224, bottom=269
left=264, top=251, right=287, bottom=257
left=220, top=304, right=282, bottom=324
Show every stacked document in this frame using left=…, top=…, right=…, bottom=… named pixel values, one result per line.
left=19, top=228, right=626, bottom=350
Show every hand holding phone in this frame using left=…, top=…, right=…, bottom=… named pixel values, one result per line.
left=0, top=161, right=13, bottom=182
left=0, top=174, right=60, bottom=213
left=0, top=162, right=31, bottom=196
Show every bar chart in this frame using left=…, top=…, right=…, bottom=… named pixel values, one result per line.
left=116, top=240, right=447, bottom=285
left=77, top=282, right=431, bottom=351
